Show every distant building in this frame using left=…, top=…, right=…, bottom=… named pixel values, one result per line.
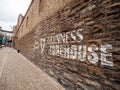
left=0, top=29, right=13, bottom=46
left=0, top=26, right=2, bottom=35
left=0, top=26, right=13, bottom=38
left=0, top=26, right=2, bottom=31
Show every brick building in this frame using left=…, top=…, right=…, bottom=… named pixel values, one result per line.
left=13, top=14, right=24, bottom=47
left=13, top=0, right=120, bottom=90
left=0, top=26, right=2, bottom=31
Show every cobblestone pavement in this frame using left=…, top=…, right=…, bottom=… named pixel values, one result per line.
left=0, top=47, right=65, bottom=90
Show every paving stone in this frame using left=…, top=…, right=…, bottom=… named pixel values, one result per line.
left=0, top=47, right=65, bottom=90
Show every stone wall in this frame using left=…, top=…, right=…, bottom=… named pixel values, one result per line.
left=33, top=0, right=120, bottom=90
left=17, top=0, right=72, bottom=40
left=17, top=30, right=35, bottom=59
left=16, top=0, right=120, bottom=90
left=16, top=0, right=73, bottom=60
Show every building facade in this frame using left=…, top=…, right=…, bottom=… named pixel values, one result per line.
left=14, top=0, right=120, bottom=90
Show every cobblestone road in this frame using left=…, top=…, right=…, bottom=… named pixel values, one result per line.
left=0, top=47, right=65, bottom=90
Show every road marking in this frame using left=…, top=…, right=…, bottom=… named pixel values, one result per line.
left=0, top=53, right=7, bottom=80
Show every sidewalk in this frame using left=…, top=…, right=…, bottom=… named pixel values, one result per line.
left=0, top=47, right=65, bottom=90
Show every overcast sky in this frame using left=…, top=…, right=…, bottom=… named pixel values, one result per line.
left=0, top=0, right=32, bottom=31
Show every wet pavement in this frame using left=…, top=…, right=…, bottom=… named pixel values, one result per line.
left=0, top=47, right=65, bottom=90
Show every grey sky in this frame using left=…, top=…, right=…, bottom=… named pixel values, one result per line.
left=0, top=0, right=32, bottom=31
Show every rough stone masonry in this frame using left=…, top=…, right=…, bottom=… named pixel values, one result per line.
left=17, top=0, right=120, bottom=90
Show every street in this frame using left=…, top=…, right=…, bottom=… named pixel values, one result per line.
left=0, top=47, right=64, bottom=90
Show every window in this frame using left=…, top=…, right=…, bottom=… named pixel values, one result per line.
left=39, top=0, right=44, bottom=13
left=21, top=25, right=23, bottom=33
left=26, top=17, right=29, bottom=27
